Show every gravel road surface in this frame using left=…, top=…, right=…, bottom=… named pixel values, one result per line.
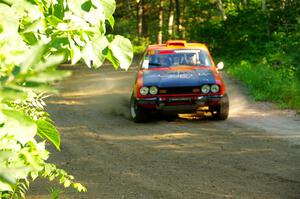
left=29, top=65, right=300, bottom=199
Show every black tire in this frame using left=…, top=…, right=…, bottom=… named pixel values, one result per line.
left=130, top=96, right=148, bottom=123
left=212, top=94, right=229, bottom=120
left=163, top=114, right=178, bottom=122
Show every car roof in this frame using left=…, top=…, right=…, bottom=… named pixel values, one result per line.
left=147, top=40, right=208, bottom=51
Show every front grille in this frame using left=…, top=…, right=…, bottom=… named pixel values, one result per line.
left=159, top=87, right=199, bottom=94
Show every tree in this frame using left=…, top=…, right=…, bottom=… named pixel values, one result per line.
left=0, top=0, right=133, bottom=198
left=175, top=0, right=181, bottom=37
left=168, top=0, right=175, bottom=37
left=216, top=0, right=227, bottom=20
left=136, top=0, right=143, bottom=37
left=158, top=0, right=164, bottom=43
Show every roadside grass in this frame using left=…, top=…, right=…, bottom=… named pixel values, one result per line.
left=225, top=59, right=300, bottom=113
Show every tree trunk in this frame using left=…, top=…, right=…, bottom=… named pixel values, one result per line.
left=216, top=0, right=227, bottom=20
left=175, top=0, right=181, bottom=37
left=158, top=0, right=164, bottom=44
left=136, top=0, right=143, bottom=38
left=142, top=2, right=148, bottom=36
left=181, top=1, right=187, bottom=39
left=168, top=0, right=174, bottom=38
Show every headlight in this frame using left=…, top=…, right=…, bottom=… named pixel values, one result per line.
left=211, top=84, right=220, bottom=93
left=149, top=86, right=158, bottom=95
left=201, top=84, right=210, bottom=94
left=140, top=86, right=149, bottom=95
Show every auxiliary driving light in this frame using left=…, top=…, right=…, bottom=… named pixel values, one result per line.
left=211, top=84, right=220, bottom=93
left=140, top=86, right=149, bottom=95
left=201, top=84, right=210, bottom=94
left=149, top=86, right=158, bottom=95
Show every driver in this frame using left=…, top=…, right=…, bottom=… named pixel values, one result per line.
left=185, top=53, right=197, bottom=65
left=159, top=56, right=173, bottom=67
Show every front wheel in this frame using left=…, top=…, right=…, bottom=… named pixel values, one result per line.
left=212, top=94, right=229, bottom=120
left=163, top=114, right=178, bottom=122
left=130, top=96, right=148, bottom=123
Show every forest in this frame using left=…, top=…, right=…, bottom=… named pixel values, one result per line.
left=114, top=0, right=300, bottom=111
left=0, top=0, right=299, bottom=198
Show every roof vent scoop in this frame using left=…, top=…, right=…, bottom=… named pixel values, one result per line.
left=166, top=40, right=187, bottom=47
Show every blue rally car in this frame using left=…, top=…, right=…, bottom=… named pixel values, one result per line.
left=130, top=40, right=229, bottom=122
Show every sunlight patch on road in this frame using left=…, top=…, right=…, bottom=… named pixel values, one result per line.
left=61, top=88, right=128, bottom=98
left=225, top=148, right=275, bottom=155
left=153, top=132, right=193, bottom=140
left=199, top=191, right=234, bottom=199
left=153, top=143, right=218, bottom=152
left=250, top=135, right=300, bottom=139
left=47, top=99, right=83, bottom=105
left=97, top=132, right=194, bottom=141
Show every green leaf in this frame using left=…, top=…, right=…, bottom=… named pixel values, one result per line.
left=37, top=119, right=61, bottom=150
left=0, top=87, right=28, bottom=101
left=20, top=43, right=45, bottom=72
left=108, top=35, right=133, bottom=70
left=21, top=19, right=43, bottom=33
left=98, top=0, right=116, bottom=19
left=107, top=15, right=114, bottom=29
left=69, top=37, right=82, bottom=65
left=30, top=171, right=38, bottom=181
left=7, top=82, right=57, bottom=93
left=73, top=183, right=87, bottom=192
left=21, top=32, right=38, bottom=45
left=105, top=48, right=119, bottom=69
left=53, top=2, right=64, bottom=19
left=1, top=109, right=37, bottom=145
left=12, top=65, right=21, bottom=77
left=67, top=0, right=87, bottom=17
left=82, top=35, right=108, bottom=68
left=63, top=179, right=71, bottom=187
left=46, top=15, right=63, bottom=27
left=81, top=0, right=92, bottom=12
left=26, top=70, right=71, bottom=83
left=0, top=172, right=15, bottom=191
left=48, top=37, right=69, bottom=51
left=0, top=3, right=19, bottom=35
left=33, top=54, right=65, bottom=71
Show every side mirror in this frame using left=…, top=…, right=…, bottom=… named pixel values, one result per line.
left=217, top=62, right=224, bottom=70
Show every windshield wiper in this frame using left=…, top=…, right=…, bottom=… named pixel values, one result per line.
left=149, top=62, right=161, bottom=66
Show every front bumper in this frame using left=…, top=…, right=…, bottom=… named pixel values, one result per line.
left=136, top=95, right=226, bottom=113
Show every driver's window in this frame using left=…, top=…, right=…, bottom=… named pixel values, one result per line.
left=142, top=59, right=149, bottom=69
left=141, top=53, right=149, bottom=69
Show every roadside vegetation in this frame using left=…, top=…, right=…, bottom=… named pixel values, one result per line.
left=114, top=0, right=300, bottom=112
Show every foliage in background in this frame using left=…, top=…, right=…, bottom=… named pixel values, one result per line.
left=226, top=59, right=300, bottom=112
left=114, top=0, right=300, bottom=111
left=0, top=0, right=133, bottom=198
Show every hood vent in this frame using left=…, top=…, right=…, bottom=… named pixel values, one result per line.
left=166, top=40, right=187, bottom=47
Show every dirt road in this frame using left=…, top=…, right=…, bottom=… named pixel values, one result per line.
left=30, top=65, right=300, bottom=199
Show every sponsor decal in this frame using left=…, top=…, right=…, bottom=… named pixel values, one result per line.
left=174, top=50, right=200, bottom=53
left=142, top=69, right=216, bottom=87
left=169, top=97, right=191, bottom=102
left=159, top=71, right=194, bottom=79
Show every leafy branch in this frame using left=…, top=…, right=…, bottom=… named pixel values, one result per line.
left=0, top=0, right=133, bottom=198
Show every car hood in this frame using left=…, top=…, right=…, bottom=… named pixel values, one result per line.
left=142, top=68, right=217, bottom=87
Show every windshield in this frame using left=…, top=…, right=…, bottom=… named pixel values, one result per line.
left=142, top=49, right=213, bottom=69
